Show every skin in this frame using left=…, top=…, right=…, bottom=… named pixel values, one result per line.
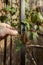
left=0, top=23, right=18, bottom=40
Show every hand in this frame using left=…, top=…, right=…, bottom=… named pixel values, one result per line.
left=0, top=23, right=18, bottom=40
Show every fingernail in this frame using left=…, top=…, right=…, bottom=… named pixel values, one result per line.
left=14, top=30, right=18, bottom=35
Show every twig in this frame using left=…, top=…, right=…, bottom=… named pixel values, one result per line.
left=29, top=52, right=37, bottom=65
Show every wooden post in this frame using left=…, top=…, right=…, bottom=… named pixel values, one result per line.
left=3, top=0, right=8, bottom=65
left=20, top=0, right=25, bottom=65
left=4, top=38, right=7, bottom=65
left=10, top=0, right=12, bottom=65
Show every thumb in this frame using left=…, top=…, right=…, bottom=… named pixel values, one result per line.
left=7, top=28, right=18, bottom=36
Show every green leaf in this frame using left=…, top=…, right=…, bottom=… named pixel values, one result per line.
left=10, top=8, right=16, bottom=15
left=31, top=12, right=37, bottom=23
left=7, top=16, right=11, bottom=21
left=25, top=7, right=29, bottom=16
left=12, top=22, right=18, bottom=27
left=34, top=25, right=39, bottom=30
left=14, top=37, right=22, bottom=52
left=4, top=5, right=16, bottom=15
left=29, top=32, right=33, bottom=40
left=26, top=23, right=31, bottom=30
left=39, top=26, right=43, bottom=33
left=33, top=32, right=38, bottom=43
left=27, top=31, right=33, bottom=40
left=4, top=5, right=11, bottom=12
left=22, top=19, right=27, bottom=25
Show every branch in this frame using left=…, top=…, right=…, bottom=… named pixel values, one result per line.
left=27, top=45, right=43, bottom=48
left=38, top=32, right=43, bottom=36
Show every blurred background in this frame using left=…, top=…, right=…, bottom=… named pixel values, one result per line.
left=0, top=0, right=43, bottom=65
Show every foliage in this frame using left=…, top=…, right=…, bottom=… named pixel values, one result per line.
left=14, top=37, right=22, bottom=52
left=22, top=19, right=39, bottom=43
left=0, top=5, right=17, bottom=25
left=4, top=5, right=11, bottom=12
left=10, top=8, right=17, bottom=15
left=31, top=12, right=37, bottom=23
left=12, top=22, right=18, bottom=27
left=22, top=19, right=31, bottom=30
left=4, top=5, right=17, bottom=15
left=25, top=7, right=29, bottom=16
left=0, top=15, right=7, bottom=22
left=22, top=4, right=43, bottom=43
left=31, top=11, right=41, bottom=24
